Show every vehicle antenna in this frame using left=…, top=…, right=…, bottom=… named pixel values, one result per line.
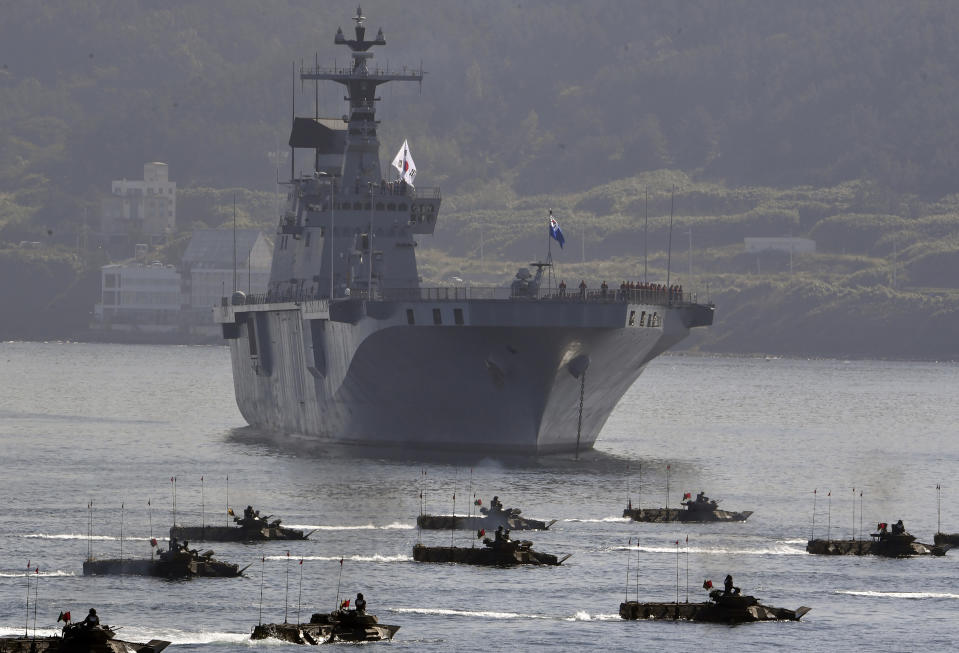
left=685, top=535, right=689, bottom=603
left=24, top=561, right=30, bottom=637
left=665, top=464, right=670, bottom=516
left=666, top=185, right=674, bottom=289
left=258, top=556, right=265, bottom=625
left=32, top=566, right=38, bottom=638
left=643, top=186, right=648, bottom=283
left=297, top=558, right=304, bottom=626
left=810, top=489, right=817, bottom=541
left=201, top=475, right=205, bottom=533
left=148, top=498, right=153, bottom=560
left=120, top=502, right=124, bottom=561
left=826, top=490, right=832, bottom=543
left=937, top=483, right=941, bottom=535
left=283, top=551, right=292, bottom=623
left=625, top=537, right=631, bottom=603
left=675, top=539, right=680, bottom=605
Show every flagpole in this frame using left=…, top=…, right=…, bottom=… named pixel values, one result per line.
left=120, top=502, right=124, bottom=561
left=201, top=476, right=205, bottom=532
left=226, top=475, right=230, bottom=527
left=685, top=535, right=689, bottom=603
left=149, top=498, right=154, bottom=559
left=334, top=558, right=344, bottom=612
left=547, top=209, right=553, bottom=295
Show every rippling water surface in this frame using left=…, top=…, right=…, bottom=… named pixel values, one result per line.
left=1, top=343, right=957, bottom=651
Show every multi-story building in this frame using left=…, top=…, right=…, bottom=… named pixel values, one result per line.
left=181, top=229, right=272, bottom=310
left=100, top=162, right=177, bottom=252
left=93, top=262, right=182, bottom=332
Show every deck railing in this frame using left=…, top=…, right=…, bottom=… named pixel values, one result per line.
left=225, top=286, right=699, bottom=308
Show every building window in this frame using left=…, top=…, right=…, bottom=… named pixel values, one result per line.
left=406, top=309, right=415, bottom=325
left=454, top=308, right=464, bottom=325
left=432, top=308, right=442, bottom=325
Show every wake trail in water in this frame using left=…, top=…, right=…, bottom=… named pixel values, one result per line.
left=837, top=590, right=959, bottom=600
left=265, top=554, right=411, bottom=563
left=613, top=542, right=807, bottom=556
left=285, top=522, right=413, bottom=531
left=21, top=533, right=162, bottom=542
left=564, top=517, right=631, bottom=523
left=387, top=607, right=622, bottom=622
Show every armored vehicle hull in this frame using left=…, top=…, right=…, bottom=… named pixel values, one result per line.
left=623, top=507, right=752, bottom=523
left=417, top=514, right=555, bottom=531
left=82, top=555, right=246, bottom=578
left=933, top=532, right=959, bottom=548
left=0, top=624, right=170, bottom=653
left=170, top=524, right=310, bottom=542
left=214, top=9, right=714, bottom=455
left=411, top=542, right=569, bottom=566
left=252, top=611, right=399, bottom=645
left=806, top=534, right=946, bottom=557
left=620, top=593, right=810, bottom=624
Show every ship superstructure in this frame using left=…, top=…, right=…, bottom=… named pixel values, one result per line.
left=214, top=8, right=713, bottom=454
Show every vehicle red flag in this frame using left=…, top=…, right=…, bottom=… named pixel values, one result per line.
left=299, top=559, right=303, bottom=565
left=683, top=492, right=691, bottom=500
left=341, top=599, right=350, bottom=608
left=150, top=538, right=158, bottom=547
left=703, top=580, right=713, bottom=590
left=477, top=529, right=485, bottom=539
left=474, top=498, right=482, bottom=506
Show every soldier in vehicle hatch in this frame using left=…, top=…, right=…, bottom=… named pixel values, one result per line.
left=724, top=574, right=740, bottom=595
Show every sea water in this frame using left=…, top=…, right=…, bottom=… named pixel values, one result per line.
left=0, top=342, right=956, bottom=651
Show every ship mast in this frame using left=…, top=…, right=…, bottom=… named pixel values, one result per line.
left=300, top=6, right=423, bottom=186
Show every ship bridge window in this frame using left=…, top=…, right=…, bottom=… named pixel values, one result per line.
left=353, top=202, right=362, bottom=211
left=406, top=309, right=415, bottom=325
left=305, top=231, right=312, bottom=248
left=363, top=202, right=371, bottom=210
left=387, top=203, right=396, bottom=211
left=432, top=308, right=442, bottom=325
left=376, top=202, right=384, bottom=210
left=398, top=203, right=408, bottom=211
left=454, top=308, right=464, bottom=325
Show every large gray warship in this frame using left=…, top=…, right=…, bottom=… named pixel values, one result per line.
left=214, top=8, right=714, bottom=454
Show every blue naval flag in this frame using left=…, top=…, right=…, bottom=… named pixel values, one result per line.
left=548, top=209, right=565, bottom=249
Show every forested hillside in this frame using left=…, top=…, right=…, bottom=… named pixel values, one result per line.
left=1, top=1, right=958, bottom=355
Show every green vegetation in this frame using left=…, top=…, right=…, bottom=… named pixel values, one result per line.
left=1, top=2, right=958, bottom=355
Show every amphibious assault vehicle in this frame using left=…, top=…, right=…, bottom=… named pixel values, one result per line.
left=620, top=590, right=811, bottom=624
left=623, top=492, right=752, bottom=523
left=83, top=541, right=248, bottom=578
left=0, top=621, right=170, bottom=653
left=170, top=505, right=312, bottom=542
left=807, top=521, right=946, bottom=557
left=413, top=529, right=570, bottom=566
left=417, top=496, right=555, bottom=531
left=252, top=610, right=399, bottom=645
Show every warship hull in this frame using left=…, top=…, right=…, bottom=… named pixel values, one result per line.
left=217, top=297, right=710, bottom=454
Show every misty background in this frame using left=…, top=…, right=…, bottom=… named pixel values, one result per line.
left=1, top=0, right=958, bottom=356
